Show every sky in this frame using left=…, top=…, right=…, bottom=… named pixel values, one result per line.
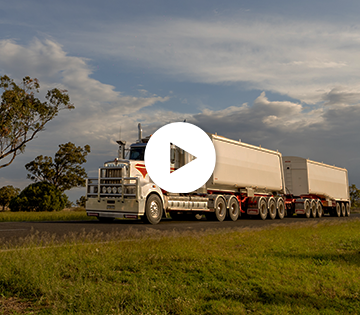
left=1, top=0, right=360, bottom=202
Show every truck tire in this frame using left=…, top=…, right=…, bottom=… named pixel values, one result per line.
left=228, top=197, right=240, bottom=221
left=341, top=203, right=346, bottom=217
left=268, top=198, right=277, bottom=220
left=259, top=198, right=268, bottom=220
left=143, top=194, right=163, bottom=225
left=311, top=200, right=317, bottom=218
left=304, top=199, right=311, bottom=218
left=346, top=203, right=351, bottom=216
left=214, top=197, right=226, bottom=222
left=317, top=200, right=323, bottom=218
left=335, top=202, right=341, bottom=217
left=277, top=198, right=285, bottom=219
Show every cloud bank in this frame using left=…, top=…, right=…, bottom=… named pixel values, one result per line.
left=64, top=17, right=360, bottom=104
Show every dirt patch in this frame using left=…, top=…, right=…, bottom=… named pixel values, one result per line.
left=0, top=297, right=41, bottom=314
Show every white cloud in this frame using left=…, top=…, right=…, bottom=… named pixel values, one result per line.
left=64, top=17, right=360, bottom=104
left=0, top=38, right=170, bottom=150
left=190, top=91, right=360, bottom=185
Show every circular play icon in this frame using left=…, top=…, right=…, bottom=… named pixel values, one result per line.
left=145, top=122, right=216, bottom=193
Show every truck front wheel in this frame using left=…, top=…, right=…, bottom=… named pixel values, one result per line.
left=143, top=194, right=163, bottom=225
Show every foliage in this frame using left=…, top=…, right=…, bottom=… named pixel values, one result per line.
left=349, top=184, right=360, bottom=208
left=9, top=182, right=67, bottom=212
left=25, top=142, right=90, bottom=192
left=0, top=75, right=74, bottom=169
left=0, top=185, right=20, bottom=211
left=76, top=195, right=86, bottom=208
left=66, top=200, right=74, bottom=208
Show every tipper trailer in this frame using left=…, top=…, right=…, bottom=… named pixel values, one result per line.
left=283, top=157, right=350, bottom=218
left=85, top=124, right=350, bottom=224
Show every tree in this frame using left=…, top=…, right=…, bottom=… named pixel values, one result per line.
left=25, top=142, right=91, bottom=192
left=350, top=184, right=360, bottom=208
left=76, top=195, right=86, bottom=208
left=0, top=75, right=74, bottom=169
left=9, top=182, right=67, bottom=212
left=0, top=185, right=20, bottom=211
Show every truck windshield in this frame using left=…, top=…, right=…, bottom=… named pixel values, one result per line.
left=129, top=147, right=145, bottom=161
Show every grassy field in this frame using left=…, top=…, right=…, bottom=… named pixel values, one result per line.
left=0, top=219, right=359, bottom=314
left=0, top=209, right=95, bottom=222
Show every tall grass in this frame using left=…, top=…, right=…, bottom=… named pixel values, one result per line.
left=0, top=209, right=95, bottom=222
left=0, top=220, right=359, bottom=314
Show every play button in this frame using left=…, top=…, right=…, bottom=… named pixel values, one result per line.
left=145, top=122, right=216, bottom=193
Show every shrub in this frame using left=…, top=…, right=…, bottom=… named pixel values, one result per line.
left=9, top=182, right=68, bottom=212
left=0, top=185, right=20, bottom=211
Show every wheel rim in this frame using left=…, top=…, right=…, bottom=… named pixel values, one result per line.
left=336, top=203, right=341, bottom=216
left=260, top=201, right=267, bottom=217
left=269, top=201, right=276, bottom=217
left=150, top=200, right=160, bottom=218
left=278, top=202, right=284, bottom=217
left=341, top=204, right=345, bottom=216
left=317, top=203, right=322, bottom=217
left=311, top=203, right=316, bottom=217
left=230, top=202, right=237, bottom=216
left=217, top=202, right=225, bottom=216
left=305, top=201, right=310, bottom=217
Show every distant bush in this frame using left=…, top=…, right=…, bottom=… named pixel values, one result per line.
left=9, top=182, right=68, bottom=212
left=76, top=195, right=86, bottom=208
left=0, top=185, right=20, bottom=211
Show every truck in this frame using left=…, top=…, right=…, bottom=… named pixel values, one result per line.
left=85, top=124, right=350, bottom=224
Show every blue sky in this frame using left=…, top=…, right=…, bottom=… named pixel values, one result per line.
left=1, top=0, right=360, bottom=202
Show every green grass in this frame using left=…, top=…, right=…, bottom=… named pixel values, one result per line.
left=0, top=220, right=360, bottom=314
left=0, top=209, right=95, bottom=222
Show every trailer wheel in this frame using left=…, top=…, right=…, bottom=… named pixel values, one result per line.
left=259, top=198, right=268, bottom=220
left=228, top=197, right=240, bottom=221
left=317, top=201, right=323, bottom=218
left=345, top=203, right=351, bottom=216
left=143, top=194, right=163, bottom=225
left=304, top=199, right=311, bottom=218
left=268, top=198, right=277, bottom=220
left=277, top=198, right=285, bottom=219
left=311, top=200, right=317, bottom=218
left=214, top=197, right=226, bottom=222
left=335, top=202, right=341, bottom=217
left=341, top=203, right=346, bottom=217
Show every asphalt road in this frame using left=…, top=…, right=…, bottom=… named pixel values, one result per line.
left=1, top=213, right=359, bottom=242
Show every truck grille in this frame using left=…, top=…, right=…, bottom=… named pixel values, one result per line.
left=86, top=166, right=138, bottom=199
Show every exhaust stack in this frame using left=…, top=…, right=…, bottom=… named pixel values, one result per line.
left=116, top=140, right=126, bottom=159
left=138, top=123, right=142, bottom=142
